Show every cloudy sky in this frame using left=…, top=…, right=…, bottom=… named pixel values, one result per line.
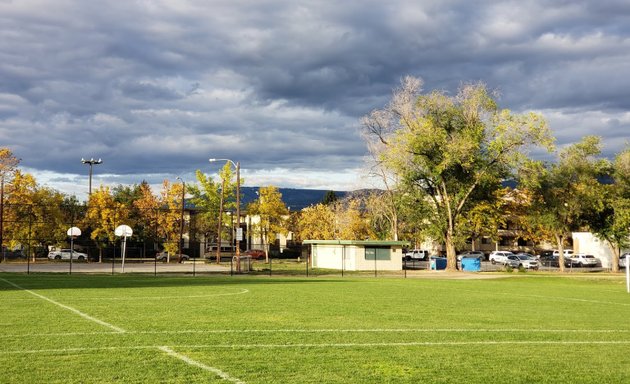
left=1, top=0, right=629, bottom=200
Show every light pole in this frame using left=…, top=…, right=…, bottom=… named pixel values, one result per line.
left=209, top=158, right=241, bottom=258
left=81, top=158, right=102, bottom=196
left=176, top=177, right=186, bottom=263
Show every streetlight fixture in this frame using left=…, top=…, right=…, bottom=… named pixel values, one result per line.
left=81, top=158, right=102, bottom=196
left=176, top=176, right=186, bottom=263
left=209, top=158, right=241, bottom=258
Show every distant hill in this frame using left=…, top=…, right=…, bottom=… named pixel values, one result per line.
left=240, top=187, right=348, bottom=211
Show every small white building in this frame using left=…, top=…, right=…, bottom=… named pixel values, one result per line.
left=303, top=240, right=408, bottom=271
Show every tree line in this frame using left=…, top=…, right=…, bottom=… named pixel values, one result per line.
left=1, top=77, right=629, bottom=272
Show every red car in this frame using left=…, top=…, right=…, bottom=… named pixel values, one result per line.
left=244, top=249, right=266, bottom=260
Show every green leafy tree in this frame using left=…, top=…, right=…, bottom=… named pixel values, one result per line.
left=188, top=169, right=223, bottom=255
left=322, top=190, right=338, bottom=205
left=588, top=146, right=630, bottom=271
left=520, top=136, right=609, bottom=271
left=363, top=77, right=553, bottom=270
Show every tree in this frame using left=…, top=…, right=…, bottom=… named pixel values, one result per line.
left=132, top=181, right=162, bottom=253
left=322, top=190, right=338, bottom=205
left=588, top=146, right=630, bottom=272
left=83, top=186, right=129, bottom=262
left=188, top=169, right=222, bottom=255
left=362, top=77, right=553, bottom=270
left=247, top=186, right=289, bottom=261
left=156, top=180, right=185, bottom=261
left=296, top=203, right=336, bottom=241
left=520, top=136, right=609, bottom=271
left=333, top=196, right=376, bottom=240
left=0, top=148, right=20, bottom=258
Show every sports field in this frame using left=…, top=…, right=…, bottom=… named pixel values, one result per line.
left=1, top=273, right=629, bottom=383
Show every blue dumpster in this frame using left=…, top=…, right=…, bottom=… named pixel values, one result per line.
left=461, top=257, right=481, bottom=272
left=430, top=257, right=447, bottom=270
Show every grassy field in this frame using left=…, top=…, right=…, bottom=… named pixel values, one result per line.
left=1, top=272, right=629, bottom=383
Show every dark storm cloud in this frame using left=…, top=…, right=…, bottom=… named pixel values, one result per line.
left=0, top=0, right=629, bottom=196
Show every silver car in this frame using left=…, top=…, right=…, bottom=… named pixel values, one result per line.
left=48, top=249, right=88, bottom=261
left=515, top=254, right=539, bottom=270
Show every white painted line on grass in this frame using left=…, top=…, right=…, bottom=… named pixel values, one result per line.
left=158, top=346, right=246, bottom=384
left=0, top=277, right=126, bottom=333
left=48, top=288, right=251, bottom=301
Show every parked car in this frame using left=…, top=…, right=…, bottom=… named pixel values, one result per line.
left=48, top=249, right=88, bottom=261
left=620, top=252, right=629, bottom=268
left=1, top=249, right=26, bottom=260
left=244, top=249, right=266, bottom=260
left=539, top=254, right=560, bottom=267
left=403, top=249, right=429, bottom=261
left=515, top=254, right=539, bottom=270
left=553, top=249, right=574, bottom=258
left=155, top=252, right=190, bottom=262
left=567, top=253, right=599, bottom=267
left=503, top=255, right=522, bottom=268
left=457, top=251, right=485, bottom=261
left=489, top=251, right=514, bottom=265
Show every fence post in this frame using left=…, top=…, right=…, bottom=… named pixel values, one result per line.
left=269, top=257, right=272, bottom=277
left=404, top=258, right=406, bottom=278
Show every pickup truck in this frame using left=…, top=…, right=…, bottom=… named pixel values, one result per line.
left=403, top=249, right=429, bottom=261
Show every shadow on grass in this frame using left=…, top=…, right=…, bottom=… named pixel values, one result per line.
left=0, top=273, right=352, bottom=292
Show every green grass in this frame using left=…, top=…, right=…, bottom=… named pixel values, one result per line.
left=1, top=273, right=630, bottom=383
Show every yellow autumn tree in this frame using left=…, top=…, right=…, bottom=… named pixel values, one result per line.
left=156, top=180, right=184, bottom=260
left=296, top=203, right=336, bottom=240
left=133, top=182, right=161, bottom=250
left=4, top=171, right=67, bottom=258
left=247, top=186, right=289, bottom=260
left=83, top=186, right=128, bottom=262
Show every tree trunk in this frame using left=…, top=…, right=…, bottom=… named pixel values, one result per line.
left=445, top=230, right=457, bottom=271
left=555, top=234, right=565, bottom=273
left=607, top=240, right=620, bottom=273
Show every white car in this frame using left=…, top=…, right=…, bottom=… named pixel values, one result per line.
left=48, top=249, right=88, bottom=261
left=457, top=251, right=485, bottom=261
left=403, top=249, right=429, bottom=261
left=567, top=253, right=599, bottom=267
left=489, top=251, right=514, bottom=265
left=552, top=249, right=574, bottom=258
left=620, top=253, right=629, bottom=268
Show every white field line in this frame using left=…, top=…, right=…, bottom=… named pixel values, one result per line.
left=158, top=346, right=246, bottom=384
left=0, top=277, right=126, bottom=333
left=0, top=288, right=250, bottom=302
left=2, top=328, right=630, bottom=339
left=53, top=288, right=250, bottom=301
left=4, top=340, right=630, bottom=355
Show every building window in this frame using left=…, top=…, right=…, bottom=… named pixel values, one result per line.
left=365, top=247, right=391, bottom=261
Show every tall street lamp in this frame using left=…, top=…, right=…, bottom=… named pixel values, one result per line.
left=81, top=158, right=102, bottom=196
left=176, top=177, right=186, bottom=263
left=209, top=158, right=241, bottom=258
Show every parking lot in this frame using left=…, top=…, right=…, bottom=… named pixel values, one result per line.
left=402, top=259, right=607, bottom=273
